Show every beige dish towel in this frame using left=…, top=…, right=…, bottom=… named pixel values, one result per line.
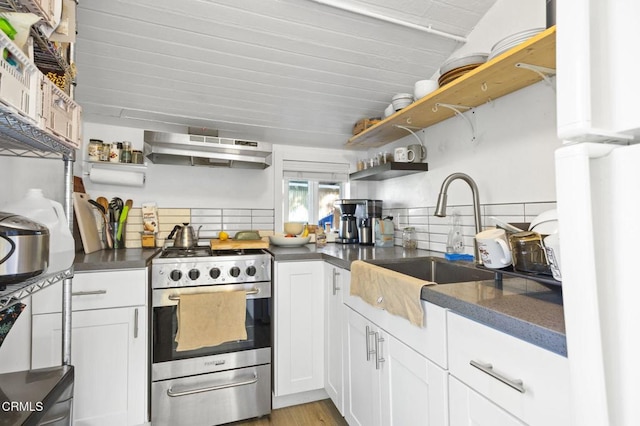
left=350, top=260, right=436, bottom=328
left=175, top=290, right=247, bottom=352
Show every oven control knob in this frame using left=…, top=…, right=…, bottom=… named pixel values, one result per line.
left=210, top=268, right=221, bottom=279
left=229, top=266, right=241, bottom=278
left=188, top=269, right=200, bottom=280
left=170, top=270, right=182, bottom=281
left=246, top=266, right=257, bottom=276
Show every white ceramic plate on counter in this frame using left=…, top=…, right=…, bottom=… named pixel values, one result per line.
left=269, top=235, right=311, bottom=247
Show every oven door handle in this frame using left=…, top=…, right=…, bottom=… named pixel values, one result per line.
left=166, top=373, right=258, bottom=397
left=168, top=288, right=259, bottom=300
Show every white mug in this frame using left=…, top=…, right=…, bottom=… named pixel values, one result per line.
left=475, top=228, right=512, bottom=268
left=407, top=144, right=426, bottom=163
left=394, top=147, right=414, bottom=163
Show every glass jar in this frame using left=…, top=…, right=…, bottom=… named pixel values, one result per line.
left=132, top=150, right=144, bottom=164
left=402, top=227, right=417, bottom=249
left=88, top=139, right=102, bottom=161
left=109, top=142, right=120, bottom=162
left=121, top=141, right=132, bottom=163
left=100, top=142, right=110, bottom=161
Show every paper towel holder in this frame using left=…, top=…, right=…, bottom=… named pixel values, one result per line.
left=85, top=162, right=147, bottom=187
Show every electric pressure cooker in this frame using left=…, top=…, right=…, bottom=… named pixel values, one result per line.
left=0, top=212, right=49, bottom=284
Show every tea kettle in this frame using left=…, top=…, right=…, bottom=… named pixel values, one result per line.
left=167, top=223, right=202, bottom=248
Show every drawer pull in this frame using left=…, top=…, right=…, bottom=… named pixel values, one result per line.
left=167, top=373, right=258, bottom=397
left=375, top=332, right=385, bottom=370
left=365, top=325, right=376, bottom=361
left=71, top=290, right=107, bottom=296
left=168, top=288, right=259, bottom=300
left=134, top=308, right=139, bottom=339
left=470, top=360, right=525, bottom=393
left=332, top=268, right=341, bottom=295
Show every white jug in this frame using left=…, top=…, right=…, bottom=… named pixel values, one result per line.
left=3, top=189, right=75, bottom=275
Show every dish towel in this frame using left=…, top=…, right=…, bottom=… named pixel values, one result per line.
left=350, top=260, right=436, bottom=328
left=175, top=291, right=247, bottom=352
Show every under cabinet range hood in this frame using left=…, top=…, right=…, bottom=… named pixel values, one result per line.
left=143, top=131, right=272, bottom=169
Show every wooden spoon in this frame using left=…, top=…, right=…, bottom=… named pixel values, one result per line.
left=96, top=197, right=109, bottom=213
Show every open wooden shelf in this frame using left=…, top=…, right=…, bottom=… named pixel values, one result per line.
left=346, top=26, right=556, bottom=148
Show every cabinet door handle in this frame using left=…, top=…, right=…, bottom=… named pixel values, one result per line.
left=375, top=332, right=385, bottom=370
left=332, top=268, right=341, bottom=295
left=134, top=308, right=139, bottom=339
left=365, top=325, right=376, bottom=361
left=470, top=360, right=525, bottom=393
left=71, top=290, right=107, bottom=296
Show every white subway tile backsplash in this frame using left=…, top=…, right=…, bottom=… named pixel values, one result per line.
left=251, top=210, right=274, bottom=217
left=390, top=200, right=555, bottom=255
left=484, top=203, right=525, bottom=217
left=223, top=209, right=253, bottom=216
left=191, top=209, right=223, bottom=216
left=407, top=207, right=430, bottom=216
left=524, top=202, right=557, bottom=218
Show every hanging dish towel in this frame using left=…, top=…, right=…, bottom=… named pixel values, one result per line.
left=350, top=260, right=435, bottom=327
left=175, top=291, right=247, bottom=352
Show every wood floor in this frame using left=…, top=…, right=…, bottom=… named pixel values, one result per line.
left=229, top=399, right=348, bottom=426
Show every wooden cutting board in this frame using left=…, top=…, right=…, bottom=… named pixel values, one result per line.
left=73, top=192, right=103, bottom=254
left=210, top=237, right=270, bottom=250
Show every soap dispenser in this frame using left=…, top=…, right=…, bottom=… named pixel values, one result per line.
left=446, top=210, right=464, bottom=254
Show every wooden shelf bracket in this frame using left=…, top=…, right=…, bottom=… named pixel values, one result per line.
left=432, top=103, right=476, bottom=142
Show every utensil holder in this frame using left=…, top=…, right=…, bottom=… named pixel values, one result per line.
left=106, top=222, right=126, bottom=249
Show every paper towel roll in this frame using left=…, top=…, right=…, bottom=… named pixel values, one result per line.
left=89, top=167, right=145, bottom=187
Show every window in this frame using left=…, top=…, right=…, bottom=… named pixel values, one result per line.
left=282, top=160, right=349, bottom=229
left=286, top=179, right=342, bottom=227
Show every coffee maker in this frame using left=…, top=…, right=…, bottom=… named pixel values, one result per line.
left=334, top=199, right=363, bottom=244
left=356, top=200, right=382, bottom=245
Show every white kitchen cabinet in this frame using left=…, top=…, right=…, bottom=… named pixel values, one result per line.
left=324, top=263, right=348, bottom=415
left=343, top=274, right=447, bottom=368
left=344, top=306, right=447, bottom=426
left=380, top=331, right=448, bottom=426
left=447, top=311, right=571, bottom=426
left=344, top=306, right=380, bottom=426
left=31, top=269, right=148, bottom=426
left=449, top=375, right=525, bottom=426
left=274, top=261, right=325, bottom=397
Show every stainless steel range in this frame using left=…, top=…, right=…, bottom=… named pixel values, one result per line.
left=150, top=246, right=272, bottom=426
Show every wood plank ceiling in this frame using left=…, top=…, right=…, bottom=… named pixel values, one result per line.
left=74, top=0, right=497, bottom=149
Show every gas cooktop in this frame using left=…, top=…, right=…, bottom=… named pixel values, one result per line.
left=157, top=246, right=267, bottom=259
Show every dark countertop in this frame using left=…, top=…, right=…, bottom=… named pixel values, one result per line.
left=269, top=243, right=566, bottom=356
left=0, top=365, right=74, bottom=426
left=73, top=248, right=160, bottom=272
left=75, top=243, right=566, bottom=356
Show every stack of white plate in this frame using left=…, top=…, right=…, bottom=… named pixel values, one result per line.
left=488, top=28, right=545, bottom=60
left=437, top=53, right=489, bottom=87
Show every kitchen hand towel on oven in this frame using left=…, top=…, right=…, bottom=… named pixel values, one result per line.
left=175, top=291, right=247, bottom=351
left=350, top=260, right=435, bottom=327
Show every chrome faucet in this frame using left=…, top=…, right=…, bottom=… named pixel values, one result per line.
left=434, top=173, right=482, bottom=262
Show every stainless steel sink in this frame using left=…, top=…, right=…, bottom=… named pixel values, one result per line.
left=367, top=257, right=496, bottom=284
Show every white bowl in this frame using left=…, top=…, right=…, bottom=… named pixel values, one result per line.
left=414, top=80, right=439, bottom=99
left=284, top=222, right=305, bottom=235
left=391, top=93, right=414, bottom=111
left=528, top=209, right=558, bottom=234
left=269, top=235, right=311, bottom=247
left=384, top=103, right=395, bottom=118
